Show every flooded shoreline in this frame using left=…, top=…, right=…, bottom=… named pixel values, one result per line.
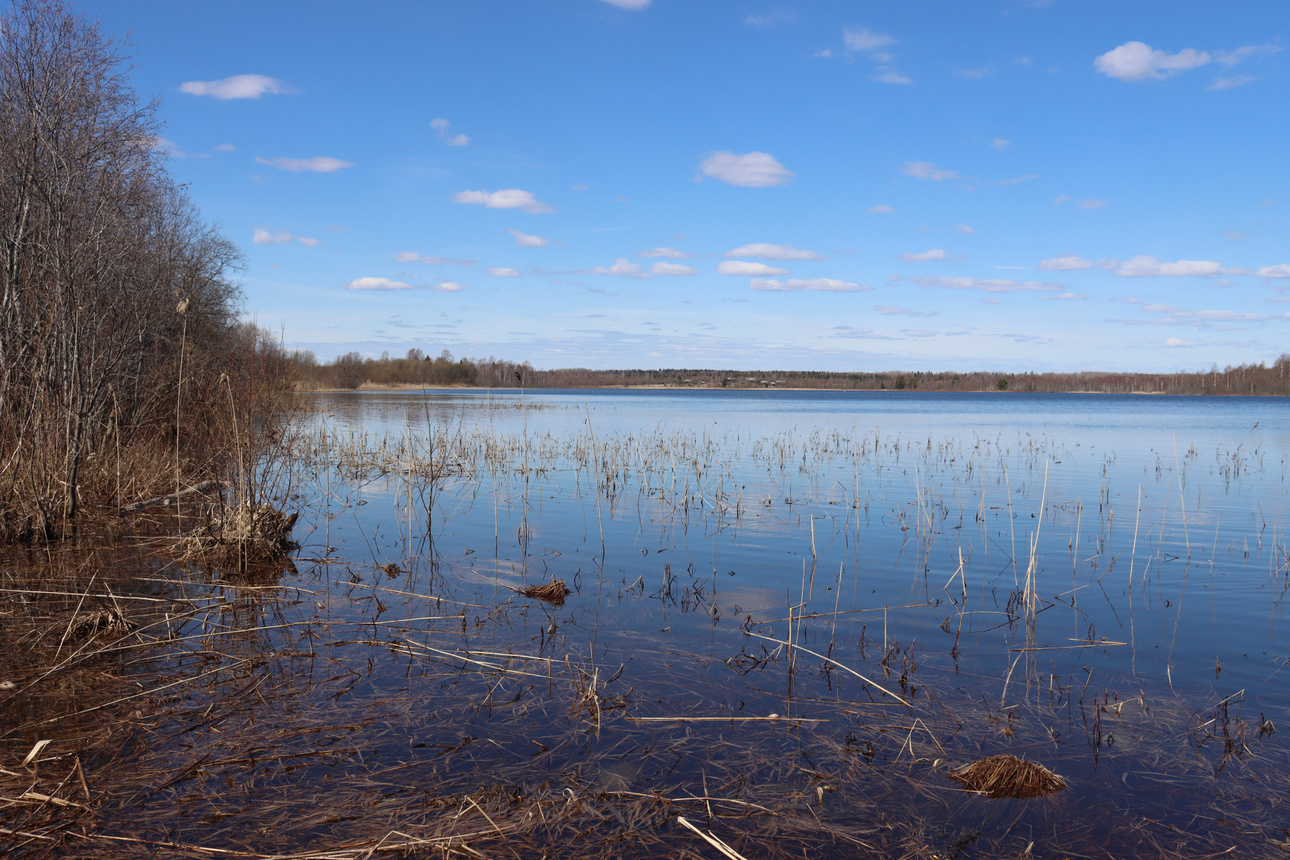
left=4, top=390, right=1289, bottom=858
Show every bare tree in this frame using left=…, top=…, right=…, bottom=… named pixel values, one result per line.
left=0, top=0, right=245, bottom=537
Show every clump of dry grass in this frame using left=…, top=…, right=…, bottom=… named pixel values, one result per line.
left=182, top=502, right=299, bottom=564
left=948, top=754, right=1066, bottom=799
left=521, top=578, right=571, bottom=606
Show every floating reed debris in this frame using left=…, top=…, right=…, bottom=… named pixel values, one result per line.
left=520, top=577, right=571, bottom=606
left=948, top=754, right=1066, bottom=799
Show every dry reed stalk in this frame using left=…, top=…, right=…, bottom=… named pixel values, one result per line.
left=948, top=753, right=1066, bottom=799
left=676, top=816, right=752, bottom=860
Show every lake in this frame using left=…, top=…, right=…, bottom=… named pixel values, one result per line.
left=18, top=389, right=1290, bottom=858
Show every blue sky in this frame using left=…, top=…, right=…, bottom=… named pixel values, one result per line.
left=80, top=0, right=1288, bottom=372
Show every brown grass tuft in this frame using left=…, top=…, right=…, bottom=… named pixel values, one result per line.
left=948, top=753, right=1066, bottom=799
left=521, top=578, right=571, bottom=606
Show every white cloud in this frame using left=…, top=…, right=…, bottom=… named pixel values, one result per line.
left=995, top=173, right=1039, bottom=186
left=902, top=161, right=958, bottom=181
left=639, top=247, right=691, bottom=258
left=954, top=224, right=976, bottom=235
left=991, top=138, right=1011, bottom=151
left=1077, top=199, right=1107, bottom=210
left=487, top=267, right=522, bottom=277
left=179, top=74, right=287, bottom=99
left=592, top=258, right=646, bottom=277
left=844, top=26, right=895, bottom=53
left=345, top=277, right=415, bottom=291
left=253, top=227, right=318, bottom=247
left=746, top=10, right=796, bottom=27
left=432, top=281, right=468, bottom=292
left=395, top=252, right=476, bottom=265
left=507, top=228, right=549, bottom=247
left=957, top=66, right=992, bottom=79
left=1208, top=75, right=1257, bottom=91
left=899, top=275, right=1063, bottom=293
left=1094, top=41, right=1211, bottom=82
left=651, top=262, right=698, bottom=276
left=873, top=70, right=912, bottom=85
left=899, top=248, right=947, bottom=262
left=453, top=189, right=553, bottom=214
left=697, top=151, right=794, bottom=187
left=1165, top=338, right=1196, bottom=347
left=253, top=228, right=291, bottom=245
left=1254, top=264, right=1290, bottom=279
left=431, top=117, right=470, bottom=146
left=599, top=0, right=650, bottom=8
left=866, top=204, right=895, bottom=213
left=718, top=261, right=791, bottom=276
left=877, top=305, right=936, bottom=317
left=751, top=278, right=868, bottom=292
left=1116, top=255, right=1223, bottom=277
left=214, top=143, right=236, bottom=152
left=1041, top=292, right=1088, bottom=301
left=1039, top=254, right=1118, bottom=271
left=255, top=156, right=353, bottom=173
left=725, top=243, right=823, bottom=260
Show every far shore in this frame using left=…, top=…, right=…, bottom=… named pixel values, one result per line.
left=295, top=383, right=1212, bottom=396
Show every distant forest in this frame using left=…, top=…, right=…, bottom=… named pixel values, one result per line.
left=290, top=349, right=1290, bottom=396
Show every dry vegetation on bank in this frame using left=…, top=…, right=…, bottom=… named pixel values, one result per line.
left=0, top=0, right=293, bottom=546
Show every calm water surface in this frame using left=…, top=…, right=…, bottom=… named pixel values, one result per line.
left=87, top=390, right=1290, bottom=857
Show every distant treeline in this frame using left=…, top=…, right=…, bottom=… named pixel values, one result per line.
left=292, top=349, right=1290, bottom=397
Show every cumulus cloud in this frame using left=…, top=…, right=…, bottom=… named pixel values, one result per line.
left=873, top=70, right=912, bottom=85
left=639, top=247, right=692, bottom=258
left=1165, top=338, right=1196, bottom=347
left=843, top=26, right=895, bottom=53
left=1094, top=41, right=1211, bottom=82
left=255, top=156, right=353, bottom=173
left=697, top=151, right=794, bottom=187
left=899, top=248, right=948, bottom=262
left=453, top=189, right=553, bottom=213
left=1254, top=264, right=1290, bottom=279
left=751, top=278, right=868, bottom=292
left=1208, top=75, right=1258, bottom=91
left=902, top=161, right=958, bottom=181
left=1116, top=255, right=1223, bottom=277
left=345, top=277, right=415, bottom=291
left=651, top=262, right=698, bottom=276
left=395, top=252, right=476, bottom=265
left=599, top=0, right=650, bottom=8
left=253, top=227, right=318, bottom=247
left=991, top=138, right=1011, bottom=151
left=718, top=261, right=791, bottom=276
left=214, top=143, right=236, bottom=152
left=487, top=267, right=521, bottom=277
left=431, top=117, right=470, bottom=146
left=1039, top=254, right=1118, bottom=271
left=179, top=74, right=287, bottom=99
left=898, top=275, right=1063, bottom=293
left=1041, top=292, right=1088, bottom=301
left=432, top=281, right=468, bottom=292
left=866, top=204, right=895, bottom=213
left=592, top=259, right=646, bottom=277
left=725, top=243, right=824, bottom=260
left=507, top=228, right=549, bottom=247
